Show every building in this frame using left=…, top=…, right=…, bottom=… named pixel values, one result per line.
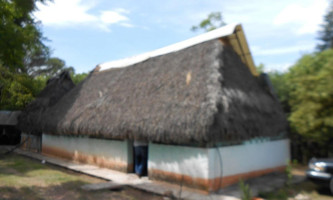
left=18, top=23, right=289, bottom=192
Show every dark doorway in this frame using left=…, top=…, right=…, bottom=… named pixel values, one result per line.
left=133, top=141, right=148, bottom=177
left=0, top=126, right=21, bottom=145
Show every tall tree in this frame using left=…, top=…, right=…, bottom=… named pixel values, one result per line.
left=191, top=12, right=226, bottom=32
left=0, top=0, right=78, bottom=110
left=0, top=0, right=48, bottom=73
left=268, top=71, right=291, bottom=113
left=287, top=49, right=333, bottom=144
left=317, top=1, right=333, bottom=51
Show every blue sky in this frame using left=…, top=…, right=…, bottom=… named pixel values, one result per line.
left=33, top=0, right=329, bottom=73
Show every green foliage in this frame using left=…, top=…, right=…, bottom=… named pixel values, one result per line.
left=287, top=49, right=333, bottom=143
left=253, top=4, right=333, bottom=161
left=255, top=63, right=265, bottom=74
left=71, top=72, right=88, bottom=84
left=266, top=51, right=333, bottom=160
left=267, top=50, right=333, bottom=144
left=0, top=0, right=83, bottom=110
left=0, top=0, right=47, bottom=72
left=0, top=0, right=72, bottom=77
left=285, top=162, right=293, bottom=188
left=29, top=57, right=75, bottom=77
left=0, top=66, right=86, bottom=110
left=191, top=12, right=226, bottom=32
left=254, top=64, right=290, bottom=111
left=258, top=188, right=289, bottom=200
left=239, top=179, right=252, bottom=200
left=317, top=1, right=333, bottom=51
left=0, top=64, right=46, bottom=110
left=268, top=71, right=291, bottom=112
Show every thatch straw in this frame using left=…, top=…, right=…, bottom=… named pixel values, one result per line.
left=19, top=40, right=287, bottom=145
left=18, top=71, right=75, bottom=133
left=0, top=111, right=21, bottom=125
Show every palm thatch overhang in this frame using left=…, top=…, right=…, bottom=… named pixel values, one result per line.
left=23, top=39, right=287, bottom=146
left=0, top=111, right=21, bottom=126
left=18, top=71, right=75, bottom=133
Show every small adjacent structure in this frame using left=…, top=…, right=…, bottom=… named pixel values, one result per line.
left=0, top=111, right=21, bottom=145
left=18, top=24, right=289, bottom=192
left=19, top=71, right=75, bottom=152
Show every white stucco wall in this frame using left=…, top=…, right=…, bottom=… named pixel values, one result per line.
left=208, top=139, right=290, bottom=179
left=148, top=143, right=210, bottom=179
left=148, top=139, right=290, bottom=180
left=42, top=134, right=131, bottom=164
left=42, top=134, right=289, bottom=181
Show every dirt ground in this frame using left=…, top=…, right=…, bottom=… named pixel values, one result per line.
left=0, top=153, right=163, bottom=200
left=1, top=147, right=333, bottom=200
left=257, top=165, right=333, bottom=200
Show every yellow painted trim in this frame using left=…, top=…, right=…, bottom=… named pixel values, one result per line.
left=222, top=25, right=258, bottom=76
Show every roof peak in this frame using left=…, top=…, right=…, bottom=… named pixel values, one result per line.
left=96, top=23, right=241, bottom=72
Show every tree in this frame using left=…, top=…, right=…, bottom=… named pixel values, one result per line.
left=287, top=49, right=333, bottom=144
left=29, top=57, right=75, bottom=77
left=263, top=53, right=333, bottom=161
left=255, top=63, right=265, bottom=74
left=0, top=0, right=48, bottom=73
left=0, top=0, right=73, bottom=77
left=71, top=72, right=88, bottom=85
left=191, top=12, right=226, bottom=32
left=268, top=71, right=291, bottom=112
left=0, top=64, right=46, bottom=110
left=0, top=0, right=81, bottom=110
left=317, top=1, right=333, bottom=51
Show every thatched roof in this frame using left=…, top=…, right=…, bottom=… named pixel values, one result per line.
left=19, top=38, right=287, bottom=145
left=18, top=71, right=75, bottom=133
left=0, top=111, right=21, bottom=126
left=98, top=23, right=257, bottom=76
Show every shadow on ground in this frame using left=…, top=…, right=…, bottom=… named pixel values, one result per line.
left=0, top=153, right=163, bottom=200
left=0, top=181, right=164, bottom=200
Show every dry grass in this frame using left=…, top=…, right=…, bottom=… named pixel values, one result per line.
left=258, top=181, right=333, bottom=200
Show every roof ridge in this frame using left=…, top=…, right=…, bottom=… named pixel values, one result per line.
left=96, top=23, right=239, bottom=72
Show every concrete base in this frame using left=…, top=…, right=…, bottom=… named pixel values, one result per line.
left=11, top=147, right=305, bottom=200
left=81, top=182, right=124, bottom=191
left=39, top=134, right=290, bottom=192
left=42, top=134, right=133, bottom=172
left=42, top=145, right=131, bottom=172
left=149, top=165, right=286, bottom=191
left=148, top=139, right=290, bottom=192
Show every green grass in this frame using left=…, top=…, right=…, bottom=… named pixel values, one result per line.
left=0, top=154, right=162, bottom=200
left=0, top=155, right=84, bottom=188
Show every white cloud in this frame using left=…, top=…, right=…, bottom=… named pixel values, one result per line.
left=273, top=0, right=328, bottom=35
left=34, top=0, right=133, bottom=31
left=113, top=8, right=130, bottom=14
left=120, top=23, right=135, bottom=28
left=34, top=0, right=96, bottom=25
left=253, top=44, right=314, bottom=56
left=100, top=11, right=128, bottom=25
left=264, top=63, right=293, bottom=73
